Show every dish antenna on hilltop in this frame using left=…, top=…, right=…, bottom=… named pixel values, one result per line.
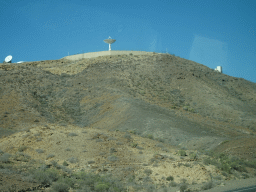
left=103, top=36, right=116, bottom=51
left=4, top=55, right=12, bottom=63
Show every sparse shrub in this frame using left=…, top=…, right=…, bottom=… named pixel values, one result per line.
left=161, top=148, right=169, bottom=152
left=169, top=181, right=177, bottom=187
left=129, top=130, right=137, bottom=134
left=0, top=153, right=11, bottom=163
left=51, top=182, right=70, bottom=192
left=36, top=137, right=42, bottom=142
left=213, top=175, right=222, bottom=180
left=166, top=176, right=174, bottom=181
left=39, top=164, right=49, bottom=171
left=218, top=163, right=231, bottom=173
left=221, top=140, right=229, bottom=144
left=0, top=149, right=4, bottom=154
left=184, top=163, right=191, bottom=167
left=156, top=137, right=165, bottom=143
left=65, top=148, right=71, bottom=151
left=131, top=143, right=138, bottom=148
left=136, top=146, right=144, bottom=150
left=144, top=169, right=152, bottom=176
left=13, top=152, right=31, bottom=162
left=183, top=106, right=188, bottom=111
left=32, top=170, right=52, bottom=185
left=68, top=132, right=78, bottom=137
left=140, top=90, right=145, bottom=95
left=245, top=160, right=256, bottom=169
left=201, top=181, right=213, bottom=190
left=51, top=160, right=58, bottom=167
left=46, top=169, right=59, bottom=182
left=61, top=167, right=72, bottom=174
left=241, top=173, right=250, bottom=179
left=123, top=133, right=131, bottom=139
left=221, top=171, right=229, bottom=177
left=22, top=134, right=30, bottom=138
left=180, top=178, right=187, bottom=183
left=18, top=146, right=27, bottom=152
left=178, top=150, right=186, bottom=156
left=155, top=143, right=164, bottom=148
left=203, top=157, right=219, bottom=166
left=110, top=148, right=117, bottom=153
left=180, top=183, right=188, bottom=192
left=47, top=154, right=55, bottom=159
left=67, top=157, right=78, bottom=164
left=62, top=161, right=69, bottom=166
left=147, top=134, right=154, bottom=139
left=107, top=156, right=118, bottom=162
left=95, top=182, right=110, bottom=191
left=189, top=152, right=198, bottom=160
left=36, top=149, right=44, bottom=153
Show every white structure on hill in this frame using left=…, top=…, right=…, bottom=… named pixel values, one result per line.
left=215, top=66, right=222, bottom=73
left=103, top=36, right=116, bottom=51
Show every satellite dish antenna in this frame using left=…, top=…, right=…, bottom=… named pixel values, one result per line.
left=4, top=55, right=12, bottom=63
left=103, top=36, right=116, bottom=51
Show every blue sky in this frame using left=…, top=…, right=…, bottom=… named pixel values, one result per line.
left=1, top=0, right=255, bottom=83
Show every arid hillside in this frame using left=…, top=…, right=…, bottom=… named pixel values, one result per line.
left=0, top=52, right=255, bottom=191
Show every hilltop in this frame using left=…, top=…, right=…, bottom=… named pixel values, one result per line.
left=0, top=51, right=255, bottom=191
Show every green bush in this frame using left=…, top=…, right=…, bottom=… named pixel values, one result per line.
left=68, top=133, right=78, bottom=137
left=0, top=153, right=11, bottom=163
left=18, top=146, right=27, bottom=152
left=36, top=149, right=44, bottom=153
left=245, top=160, right=256, bottom=169
left=131, top=143, right=138, bottom=148
left=47, top=154, right=55, bottom=159
left=32, top=170, right=52, bottom=185
left=13, top=152, right=31, bottom=162
left=62, top=161, right=69, bottom=166
left=67, top=157, right=78, bottom=164
left=51, top=182, right=69, bottom=192
left=31, top=168, right=59, bottom=185
left=166, top=176, right=174, bottom=181
left=189, top=152, right=198, bottom=160
left=57, top=177, right=76, bottom=188
left=47, top=169, right=59, bottom=182
left=72, top=171, right=125, bottom=191
left=201, top=181, right=213, bottom=190
left=144, top=169, right=152, bottom=176
left=147, top=134, right=154, bottom=139
left=169, top=181, right=177, bottom=187
left=95, top=182, right=110, bottom=191
left=180, top=183, right=188, bottom=192
left=178, top=150, right=186, bottom=156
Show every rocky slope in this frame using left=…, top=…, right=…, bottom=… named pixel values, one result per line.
left=0, top=52, right=255, bottom=191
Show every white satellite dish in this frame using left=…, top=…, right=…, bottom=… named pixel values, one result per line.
left=17, top=61, right=25, bottom=63
left=4, top=55, right=12, bottom=63
left=103, top=36, right=116, bottom=51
